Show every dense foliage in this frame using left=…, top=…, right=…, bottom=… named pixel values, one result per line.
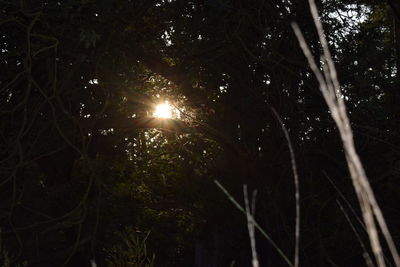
left=1, top=0, right=400, bottom=266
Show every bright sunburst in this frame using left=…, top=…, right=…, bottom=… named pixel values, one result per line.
left=153, top=102, right=173, bottom=118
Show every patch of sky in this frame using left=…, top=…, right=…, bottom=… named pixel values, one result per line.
left=161, top=26, right=175, bottom=47
left=327, top=4, right=371, bottom=37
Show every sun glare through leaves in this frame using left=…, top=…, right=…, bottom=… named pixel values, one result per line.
left=153, top=102, right=173, bottom=119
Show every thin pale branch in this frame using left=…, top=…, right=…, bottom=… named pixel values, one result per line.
left=244, top=185, right=259, bottom=267
left=214, top=180, right=294, bottom=267
left=337, top=199, right=376, bottom=267
left=292, top=0, right=400, bottom=266
left=270, top=108, right=300, bottom=267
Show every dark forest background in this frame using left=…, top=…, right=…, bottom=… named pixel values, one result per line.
left=1, top=0, right=400, bottom=266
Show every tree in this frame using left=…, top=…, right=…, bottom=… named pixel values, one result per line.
left=1, top=0, right=400, bottom=266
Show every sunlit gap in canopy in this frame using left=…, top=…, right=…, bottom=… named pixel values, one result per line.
left=153, top=101, right=181, bottom=119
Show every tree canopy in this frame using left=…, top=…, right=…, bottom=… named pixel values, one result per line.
left=1, top=0, right=400, bottom=266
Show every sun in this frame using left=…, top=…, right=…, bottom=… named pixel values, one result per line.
left=153, top=102, right=173, bottom=119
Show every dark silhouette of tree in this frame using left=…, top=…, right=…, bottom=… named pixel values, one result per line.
left=1, top=0, right=400, bottom=266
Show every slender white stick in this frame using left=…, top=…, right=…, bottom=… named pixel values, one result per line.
left=271, top=108, right=300, bottom=267
left=292, top=0, right=400, bottom=266
left=244, top=185, right=260, bottom=267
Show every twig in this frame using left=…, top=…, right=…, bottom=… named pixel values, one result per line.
left=243, top=185, right=259, bottom=267
left=336, top=199, right=376, bottom=267
left=214, top=180, right=294, bottom=267
left=292, top=0, right=400, bottom=266
left=270, top=108, right=301, bottom=267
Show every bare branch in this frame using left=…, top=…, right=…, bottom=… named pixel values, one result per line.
left=292, top=0, right=400, bottom=266
left=270, top=108, right=300, bottom=267
left=244, top=185, right=259, bottom=267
